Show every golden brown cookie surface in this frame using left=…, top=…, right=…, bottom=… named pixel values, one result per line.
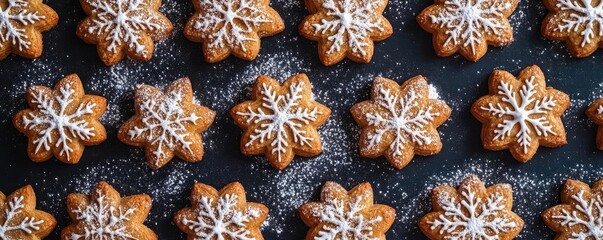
left=0, top=185, right=56, bottom=239
left=586, top=99, right=603, bottom=150
left=351, top=76, right=451, bottom=169
left=471, top=65, right=569, bottom=162
left=230, top=74, right=331, bottom=170
left=118, top=78, right=216, bottom=169
left=174, top=182, right=269, bottom=239
left=13, top=74, right=107, bottom=164
left=419, top=175, right=524, bottom=240
left=299, top=0, right=393, bottom=66
left=184, top=0, right=284, bottom=63
left=77, top=0, right=173, bottom=66
left=416, top=0, right=518, bottom=61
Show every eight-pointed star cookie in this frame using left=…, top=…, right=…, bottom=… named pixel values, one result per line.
left=230, top=74, right=331, bottom=170
left=419, top=175, right=525, bottom=240
left=416, top=0, right=519, bottom=62
left=118, top=78, right=216, bottom=169
left=174, top=182, right=269, bottom=240
left=184, top=0, right=285, bottom=63
left=77, top=0, right=174, bottom=66
left=471, top=65, right=570, bottom=162
left=299, top=0, right=393, bottom=66
left=351, top=76, right=451, bottom=170
left=0, top=0, right=58, bottom=60
left=586, top=98, right=603, bottom=150
left=61, top=181, right=157, bottom=240
left=0, top=185, right=56, bottom=240
left=298, top=181, right=396, bottom=240
left=13, top=74, right=107, bottom=164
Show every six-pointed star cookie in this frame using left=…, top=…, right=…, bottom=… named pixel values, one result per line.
left=118, top=78, right=216, bottom=169
left=298, top=181, right=396, bottom=239
left=419, top=175, right=525, bottom=240
left=0, top=185, right=56, bottom=239
left=230, top=74, right=331, bottom=170
left=0, top=0, right=58, bottom=60
left=417, top=0, right=518, bottom=61
left=174, top=182, right=269, bottom=239
left=351, top=76, right=451, bottom=169
left=471, top=65, right=570, bottom=162
left=586, top=98, right=603, bottom=150
left=13, top=74, right=107, bottom=164
left=299, top=0, right=393, bottom=66
left=184, top=0, right=284, bottom=63
left=77, top=0, right=173, bottom=66
left=61, top=181, right=157, bottom=240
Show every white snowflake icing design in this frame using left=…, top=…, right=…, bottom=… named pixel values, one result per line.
left=314, top=197, right=382, bottom=240
left=428, top=185, right=517, bottom=239
left=0, top=0, right=46, bottom=50
left=22, top=83, right=97, bottom=161
left=312, top=0, right=385, bottom=56
left=182, top=194, right=260, bottom=240
left=552, top=191, right=603, bottom=239
left=430, top=0, right=512, bottom=53
left=366, top=86, right=439, bottom=157
left=86, top=0, right=161, bottom=54
left=193, top=0, right=269, bottom=51
left=68, top=194, right=137, bottom=240
left=598, top=105, right=603, bottom=114
left=236, top=82, right=323, bottom=162
left=128, top=88, right=201, bottom=160
left=554, top=0, right=603, bottom=47
left=0, top=196, right=45, bottom=238
left=479, top=77, right=557, bottom=154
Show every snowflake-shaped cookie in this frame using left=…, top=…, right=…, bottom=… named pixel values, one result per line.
left=184, top=0, right=284, bottom=63
left=230, top=74, right=331, bottom=170
left=0, top=0, right=58, bottom=60
left=586, top=99, right=603, bottom=150
left=471, top=65, right=570, bottom=162
left=419, top=175, right=525, bottom=240
left=0, top=185, right=56, bottom=239
left=118, top=78, right=216, bottom=169
left=174, top=182, right=268, bottom=240
left=299, top=0, right=393, bottom=66
left=351, top=76, right=451, bottom=169
left=62, top=181, right=157, bottom=240
left=417, top=0, right=518, bottom=61
left=542, top=178, right=603, bottom=240
left=77, top=0, right=173, bottom=66
left=13, top=74, right=107, bottom=164
left=298, top=181, right=395, bottom=240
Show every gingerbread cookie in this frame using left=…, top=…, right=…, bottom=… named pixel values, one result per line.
left=351, top=76, right=451, bottom=169
left=174, top=182, right=269, bottom=239
left=298, top=182, right=395, bottom=239
left=417, top=0, right=518, bottom=61
left=471, top=65, right=569, bottom=162
left=586, top=99, right=603, bottom=150
left=118, top=78, right=216, bottom=169
left=230, top=74, right=331, bottom=170
left=61, top=181, right=156, bottom=240
left=0, top=0, right=58, bottom=60
left=299, top=0, right=393, bottom=66
left=184, top=0, right=284, bottom=63
left=0, top=185, right=56, bottom=239
left=77, top=0, right=173, bottom=66
left=419, top=175, right=524, bottom=240
left=542, top=179, right=603, bottom=239
left=13, top=74, right=107, bottom=164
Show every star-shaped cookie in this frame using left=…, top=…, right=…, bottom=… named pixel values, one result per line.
left=0, top=0, right=58, bottom=60
left=230, top=74, right=331, bottom=170
left=299, top=0, right=393, bottom=66
left=13, top=74, right=107, bottom=164
left=419, top=175, right=525, bottom=240
left=298, top=182, right=396, bottom=239
left=586, top=99, right=603, bottom=150
left=61, top=181, right=157, bottom=240
left=184, top=0, right=285, bottom=63
left=471, top=65, right=570, bottom=162
left=0, top=185, right=56, bottom=239
left=174, top=182, right=269, bottom=239
left=417, top=0, right=519, bottom=61
left=118, top=78, right=216, bottom=169
left=77, top=0, right=174, bottom=66
left=351, top=76, right=451, bottom=169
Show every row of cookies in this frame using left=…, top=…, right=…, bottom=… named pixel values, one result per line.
left=5, top=0, right=600, bottom=66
